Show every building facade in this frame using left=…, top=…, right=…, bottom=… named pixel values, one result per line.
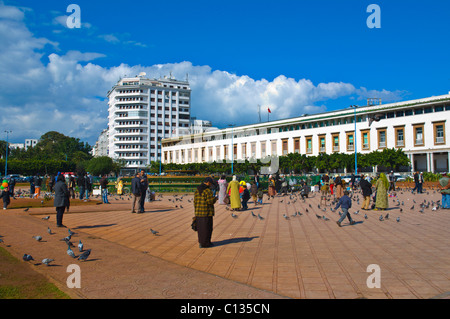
left=107, top=74, right=191, bottom=169
left=161, top=93, right=450, bottom=173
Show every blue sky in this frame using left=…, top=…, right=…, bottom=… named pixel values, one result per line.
left=1, top=0, right=449, bottom=144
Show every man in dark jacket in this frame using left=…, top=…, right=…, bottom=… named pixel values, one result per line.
left=131, top=172, right=141, bottom=213
left=54, top=174, right=70, bottom=227
left=138, top=170, right=148, bottom=213
left=335, top=190, right=355, bottom=227
left=99, top=174, right=110, bottom=204
left=360, top=175, right=373, bottom=210
left=77, top=174, right=86, bottom=200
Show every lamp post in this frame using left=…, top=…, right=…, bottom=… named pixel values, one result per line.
left=228, top=124, right=235, bottom=174
left=350, top=106, right=358, bottom=175
left=158, top=138, right=162, bottom=176
left=4, top=130, right=12, bottom=177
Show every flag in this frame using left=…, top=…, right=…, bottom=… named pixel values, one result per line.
left=268, top=108, right=271, bottom=113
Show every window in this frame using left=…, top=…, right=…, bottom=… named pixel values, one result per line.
left=377, top=128, right=387, bottom=149
left=361, top=130, right=370, bottom=150
left=306, top=136, right=312, bottom=154
left=395, top=126, right=405, bottom=148
left=318, top=135, right=326, bottom=153
left=346, top=133, right=354, bottom=151
left=413, top=124, right=424, bottom=146
left=332, top=133, right=339, bottom=152
left=294, top=137, right=300, bottom=153
left=261, top=141, right=266, bottom=157
left=251, top=142, right=256, bottom=157
left=282, top=139, right=288, bottom=155
left=434, top=121, right=445, bottom=145
left=271, top=140, right=277, bottom=155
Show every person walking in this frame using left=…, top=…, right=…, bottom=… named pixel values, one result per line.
left=438, top=173, right=450, bottom=209
left=374, top=173, right=389, bottom=210
left=241, top=184, right=250, bottom=210
left=388, top=171, right=396, bottom=192
left=250, top=181, right=258, bottom=205
left=100, top=174, right=110, bottom=204
left=77, top=173, right=86, bottom=200
left=417, top=172, right=424, bottom=193
left=194, top=177, right=218, bottom=248
left=334, top=175, right=343, bottom=200
left=0, top=185, right=11, bottom=210
left=217, top=175, right=228, bottom=205
left=54, top=174, right=70, bottom=227
left=335, top=190, right=355, bottom=227
left=138, top=170, right=148, bottom=213
left=33, top=174, right=42, bottom=199
left=68, top=174, right=76, bottom=199
left=360, top=174, right=373, bottom=210
left=131, top=172, right=141, bottom=213
left=268, top=175, right=277, bottom=198
left=412, top=171, right=419, bottom=193
left=116, top=177, right=123, bottom=196
left=226, top=175, right=241, bottom=210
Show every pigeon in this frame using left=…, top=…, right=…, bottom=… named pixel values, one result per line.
left=67, top=244, right=76, bottom=258
left=354, top=210, right=359, bottom=215
left=251, top=211, right=257, bottom=217
left=258, top=213, right=264, bottom=220
left=32, top=235, right=42, bottom=242
left=42, top=216, right=50, bottom=220
left=396, top=217, right=400, bottom=222
left=78, top=249, right=91, bottom=261
left=410, top=205, right=414, bottom=210
left=42, top=258, right=54, bottom=266
left=283, top=214, right=289, bottom=220
left=364, top=214, right=368, bottom=219
left=322, top=215, right=330, bottom=221
left=47, top=227, right=52, bottom=235
left=150, top=229, right=159, bottom=235
left=61, top=235, right=71, bottom=242
left=315, top=214, right=322, bottom=219
left=231, top=213, right=238, bottom=218
left=78, top=240, right=83, bottom=252
left=385, top=213, right=389, bottom=219
left=23, top=254, right=34, bottom=261
left=24, top=208, right=29, bottom=212
left=68, top=229, right=75, bottom=236
left=379, top=215, right=384, bottom=221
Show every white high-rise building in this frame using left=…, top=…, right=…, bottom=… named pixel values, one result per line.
left=107, top=74, right=191, bottom=169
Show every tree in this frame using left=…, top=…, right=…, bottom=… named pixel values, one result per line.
left=86, top=156, right=114, bottom=176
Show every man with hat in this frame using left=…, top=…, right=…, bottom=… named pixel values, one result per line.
left=194, top=177, right=218, bottom=248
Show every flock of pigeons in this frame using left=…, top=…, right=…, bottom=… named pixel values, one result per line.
left=225, top=186, right=443, bottom=225
left=20, top=217, right=91, bottom=266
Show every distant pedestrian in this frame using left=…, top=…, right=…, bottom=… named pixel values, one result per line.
left=116, top=177, right=123, bottom=196
left=360, top=174, right=372, bottom=210
left=334, top=175, right=343, bottom=200
left=268, top=175, right=277, bottom=198
left=320, top=181, right=329, bottom=206
left=69, top=174, right=76, bottom=199
left=388, top=171, right=396, bottom=192
left=47, top=175, right=54, bottom=193
left=0, top=186, right=11, bottom=210
left=8, top=177, right=15, bottom=199
left=54, top=174, right=70, bottom=227
left=412, top=171, right=419, bottom=193
left=375, top=173, right=389, bottom=210
left=438, top=173, right=450, bottom=209
left=250, top=181, right=258, bottom=205
left=131, top=172, right=141, bottom=213
left=257, top=188, right=264, bottom=205
left=417, top=172, right=424, bottom=193
left=241, top=184, right=250, bottom=210
left=29, top=177, right=35, bottom=198
left=217, top=175, right=228, bottom=205
left=335, top=190, right=355, bottom=227
left=77, top=173, right=86, bottom=200
left=33, top=174, right=42, bottom=199
left=138, top=170, right=148, bottom=213
left=100, top=174, right=110, bottom=204
left=194, top=177, right=218, bottom=248
left=227, top=176, right=241, bottom=210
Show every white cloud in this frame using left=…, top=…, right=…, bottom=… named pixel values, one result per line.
left=0, top=2, right=407, bottom=146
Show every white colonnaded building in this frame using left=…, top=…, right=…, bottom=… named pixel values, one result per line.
left=161, top=92, right=450, bottom=174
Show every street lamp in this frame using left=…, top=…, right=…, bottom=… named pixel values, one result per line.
left=228, top=124, right=235, bottom=174
left=4, top=130, right=12, bottom=177
left=350, top=106, right=358, bottom=175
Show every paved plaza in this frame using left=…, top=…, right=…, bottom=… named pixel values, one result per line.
left=0, top=187, right=449, bottom=299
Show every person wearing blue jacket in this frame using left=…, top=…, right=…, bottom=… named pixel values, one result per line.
left=335, top=190, right=355, bottom=227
